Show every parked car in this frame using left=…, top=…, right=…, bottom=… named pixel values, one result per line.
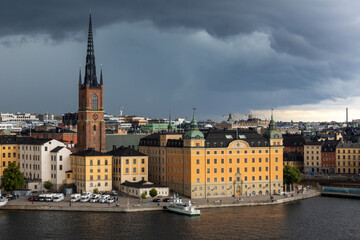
left=28, top=196, right=35, bottom=201
left=39, top=194, right=46, bottom=202
left=70, top=194, right=81, bottom=202
left=107, top=197, right=115, bottom=203
left=80, top=195, right=91, bottom=202
left=153, top=198, right=161, bottom=202
left=90, top=194, right=100, bottom=203
left=5, top=194, right=16, bottom=200
left=162, top=198, right=171, bottom=202
left=53, top=194, right=65, bottom=202
left=99, top=195, right=110, bottom=203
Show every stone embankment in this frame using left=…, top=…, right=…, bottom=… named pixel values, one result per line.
left=1, top=191, right=320, bottom=213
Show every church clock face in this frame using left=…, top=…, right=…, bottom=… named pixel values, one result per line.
left=92, top=114, right=98, bottom=120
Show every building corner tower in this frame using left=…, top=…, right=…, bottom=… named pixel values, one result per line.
left=77, top=12, right=106, bottom=152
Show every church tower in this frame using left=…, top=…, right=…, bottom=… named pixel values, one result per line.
left=77, top=12, right=106, bottom=152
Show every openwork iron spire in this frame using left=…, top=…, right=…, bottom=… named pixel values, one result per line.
left=84, top=11, right=98, bottom=87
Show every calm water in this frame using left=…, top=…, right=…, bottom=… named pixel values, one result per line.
left=0, top=197, right=359, bottom=240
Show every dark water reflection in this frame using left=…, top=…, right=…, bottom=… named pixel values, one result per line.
left=0, top=197, right=359, bottom=240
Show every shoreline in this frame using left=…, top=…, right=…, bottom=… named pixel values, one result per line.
left=0, top=191, right=321, bottom=213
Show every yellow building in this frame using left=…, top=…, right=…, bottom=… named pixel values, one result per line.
left=304, top=142, right=322, bottom=174
left=0, top=136, right=19, bottom=179
left=139, top=112, right=283, bottom=198
left=336, top=142, right=360, bottom=174
left=108, top=146, right=148, bottom=190
left=70, top=149, right=112, bottom=193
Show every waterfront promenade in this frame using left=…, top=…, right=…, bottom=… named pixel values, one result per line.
left=1, top=191, right=320, bottom=213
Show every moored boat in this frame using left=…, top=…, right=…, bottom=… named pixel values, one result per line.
left=0, top=196, right=8, bottom=207
left=165, top=195, right=200, bottom=216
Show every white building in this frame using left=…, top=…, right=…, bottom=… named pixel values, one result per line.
left=120, top=180, right=169, bottom=198
left=18, top=138, right=71, bottom=191
left=0, top=113, right=39, bottom=122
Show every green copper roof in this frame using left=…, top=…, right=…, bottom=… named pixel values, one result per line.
left=227, top=113, right=234, bottom=122
left=264, top=110, right=282, bottom=139
left=184, top=111, right=204, bottom=140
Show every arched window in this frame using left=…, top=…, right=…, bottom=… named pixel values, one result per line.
left=98, top=160, right=101, bottom=165
left=93, top=125, right=96, bottom=131
left=92, top=94, right=98, bottom=110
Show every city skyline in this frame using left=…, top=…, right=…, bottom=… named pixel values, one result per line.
left=1, top=1, right=360, bottom=121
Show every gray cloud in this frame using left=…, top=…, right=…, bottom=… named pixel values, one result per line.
left=1, top=1, right=360, bottom=120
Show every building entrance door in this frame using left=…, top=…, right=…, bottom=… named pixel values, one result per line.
left=236, top=185, right=241, bottom=196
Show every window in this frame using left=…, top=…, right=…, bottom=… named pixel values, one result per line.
left=229, top=177, right=232, bottom=181
left=259, top=167, right=262, bottom=172
left=141, top=167, right=145, bottom=173
left=126, top=168, right=129, bottom=173
left=90, top=160, right=93, bottom=166
left=214, top=168, right=217, bottom=173
left=214, top=177, right=217, bottom=182
left=126, top=159, right=129, bottom=164
left=207, top=168, right=210, bottom=173
left=252, top=158, right=255, bottom=163
left=97, top=169, right=100, bottom=173
left=60, top=165, right=62, bottom=170
left=244, top=176, right=247, bottom=181
left=105, top=175, right=108, bottom=179
left=92, top=94, right=98, bottom=110
left=93, top=125, right=96, bottom=131
left=45, top=147, right=48, bottom=151
left=214, top=159, right=217, bottom=164
left=252, top=167, right=255, bottom=172
left=245, top=167, right=247, bottom=172
left=229, top=168, right=232, bottom=173
left=197, top=178, right=200, bottom=183
left=275, top=166, right=278, bottom=171
left=60, top=156, right=62, bottom=161
left=221, top=177, right=224, bottom=182
left=207, top=159, right=210, bottom=164
left=90, top=176, right=93, bottom=180
left=90, top=169, right=93, bottom=173
left=97, top=175, right=100, bottom=180
left=196, top=159, right=200, bottom=164
left=97, top=160, right=101, bottom=165
left=221, top=168, right=224, bottom=173
left=142, top=159, right=145, bottom=164
left=237, top=158, right=240, bottom=163
left=229, top=158, right=232, bottom=164
left=105, top=160, right=108, bottom=165
left=275, top=157, right=278, bottom=162
left=221, top=159, right=224, bottom=164
left=207, top=178, right=210, bottom=183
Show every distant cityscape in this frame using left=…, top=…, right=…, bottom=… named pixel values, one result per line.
left=1, top=12, right=360, bottom=201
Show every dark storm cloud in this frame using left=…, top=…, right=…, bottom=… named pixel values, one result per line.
left=1, top=0, right=360, bottom=120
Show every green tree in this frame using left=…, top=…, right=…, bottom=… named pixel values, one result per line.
left=43, top=181, right=53, bottom=191
left=93, top=188, right=99, bottom=194
left=149, top=188, right=158, bottom=198
left=283, top=165, right=302, bottom=186
left=141, top=192, right=147, bottom=199
left=1, top=162, right=25, bottom=192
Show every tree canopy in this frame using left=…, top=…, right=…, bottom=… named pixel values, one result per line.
left=149, top=188, right=158, bottom=198
left=283, top=165, right=302, bottom=185
left=1, top=162, right=25, bottom=192
left=43, top=180, right=53, bottom=191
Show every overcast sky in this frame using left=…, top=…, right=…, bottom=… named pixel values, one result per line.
left=1, top=0, right=360, bottom=122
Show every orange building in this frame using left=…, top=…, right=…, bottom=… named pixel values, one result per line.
left=139, top=112, right=283, bottom=198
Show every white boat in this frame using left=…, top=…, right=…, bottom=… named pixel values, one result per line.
left=0, top=197, right=8, bottom=207
left=165, top=195, right=200, bottom=216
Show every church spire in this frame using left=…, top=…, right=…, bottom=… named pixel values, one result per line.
left=78, top=65, right=82, bottom=85
left=84, top=10, right=98, bottom=87
left=100, top=64, right=103, bottom=85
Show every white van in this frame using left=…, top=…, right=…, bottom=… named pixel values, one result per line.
left=45, top=194, right=55, bottom=202
left=53, top=194, right=64, bottom=202
left=82, top=190, right=93, bottom=195
left=39, top=194, right=46, bottom=202
left=70, top=194, right=81, bottom=202
left=80, top=195, right=91, bottom=202
left=90, top=194, right=100, bottom=203
left=99, top=195, right=110, bottom=203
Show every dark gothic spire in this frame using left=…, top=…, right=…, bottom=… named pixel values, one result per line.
left=100, top=64, right=103, bottom=85
left=78, top=65, right=82, bottom=85
left=84, top=10, right=98, bottom=87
